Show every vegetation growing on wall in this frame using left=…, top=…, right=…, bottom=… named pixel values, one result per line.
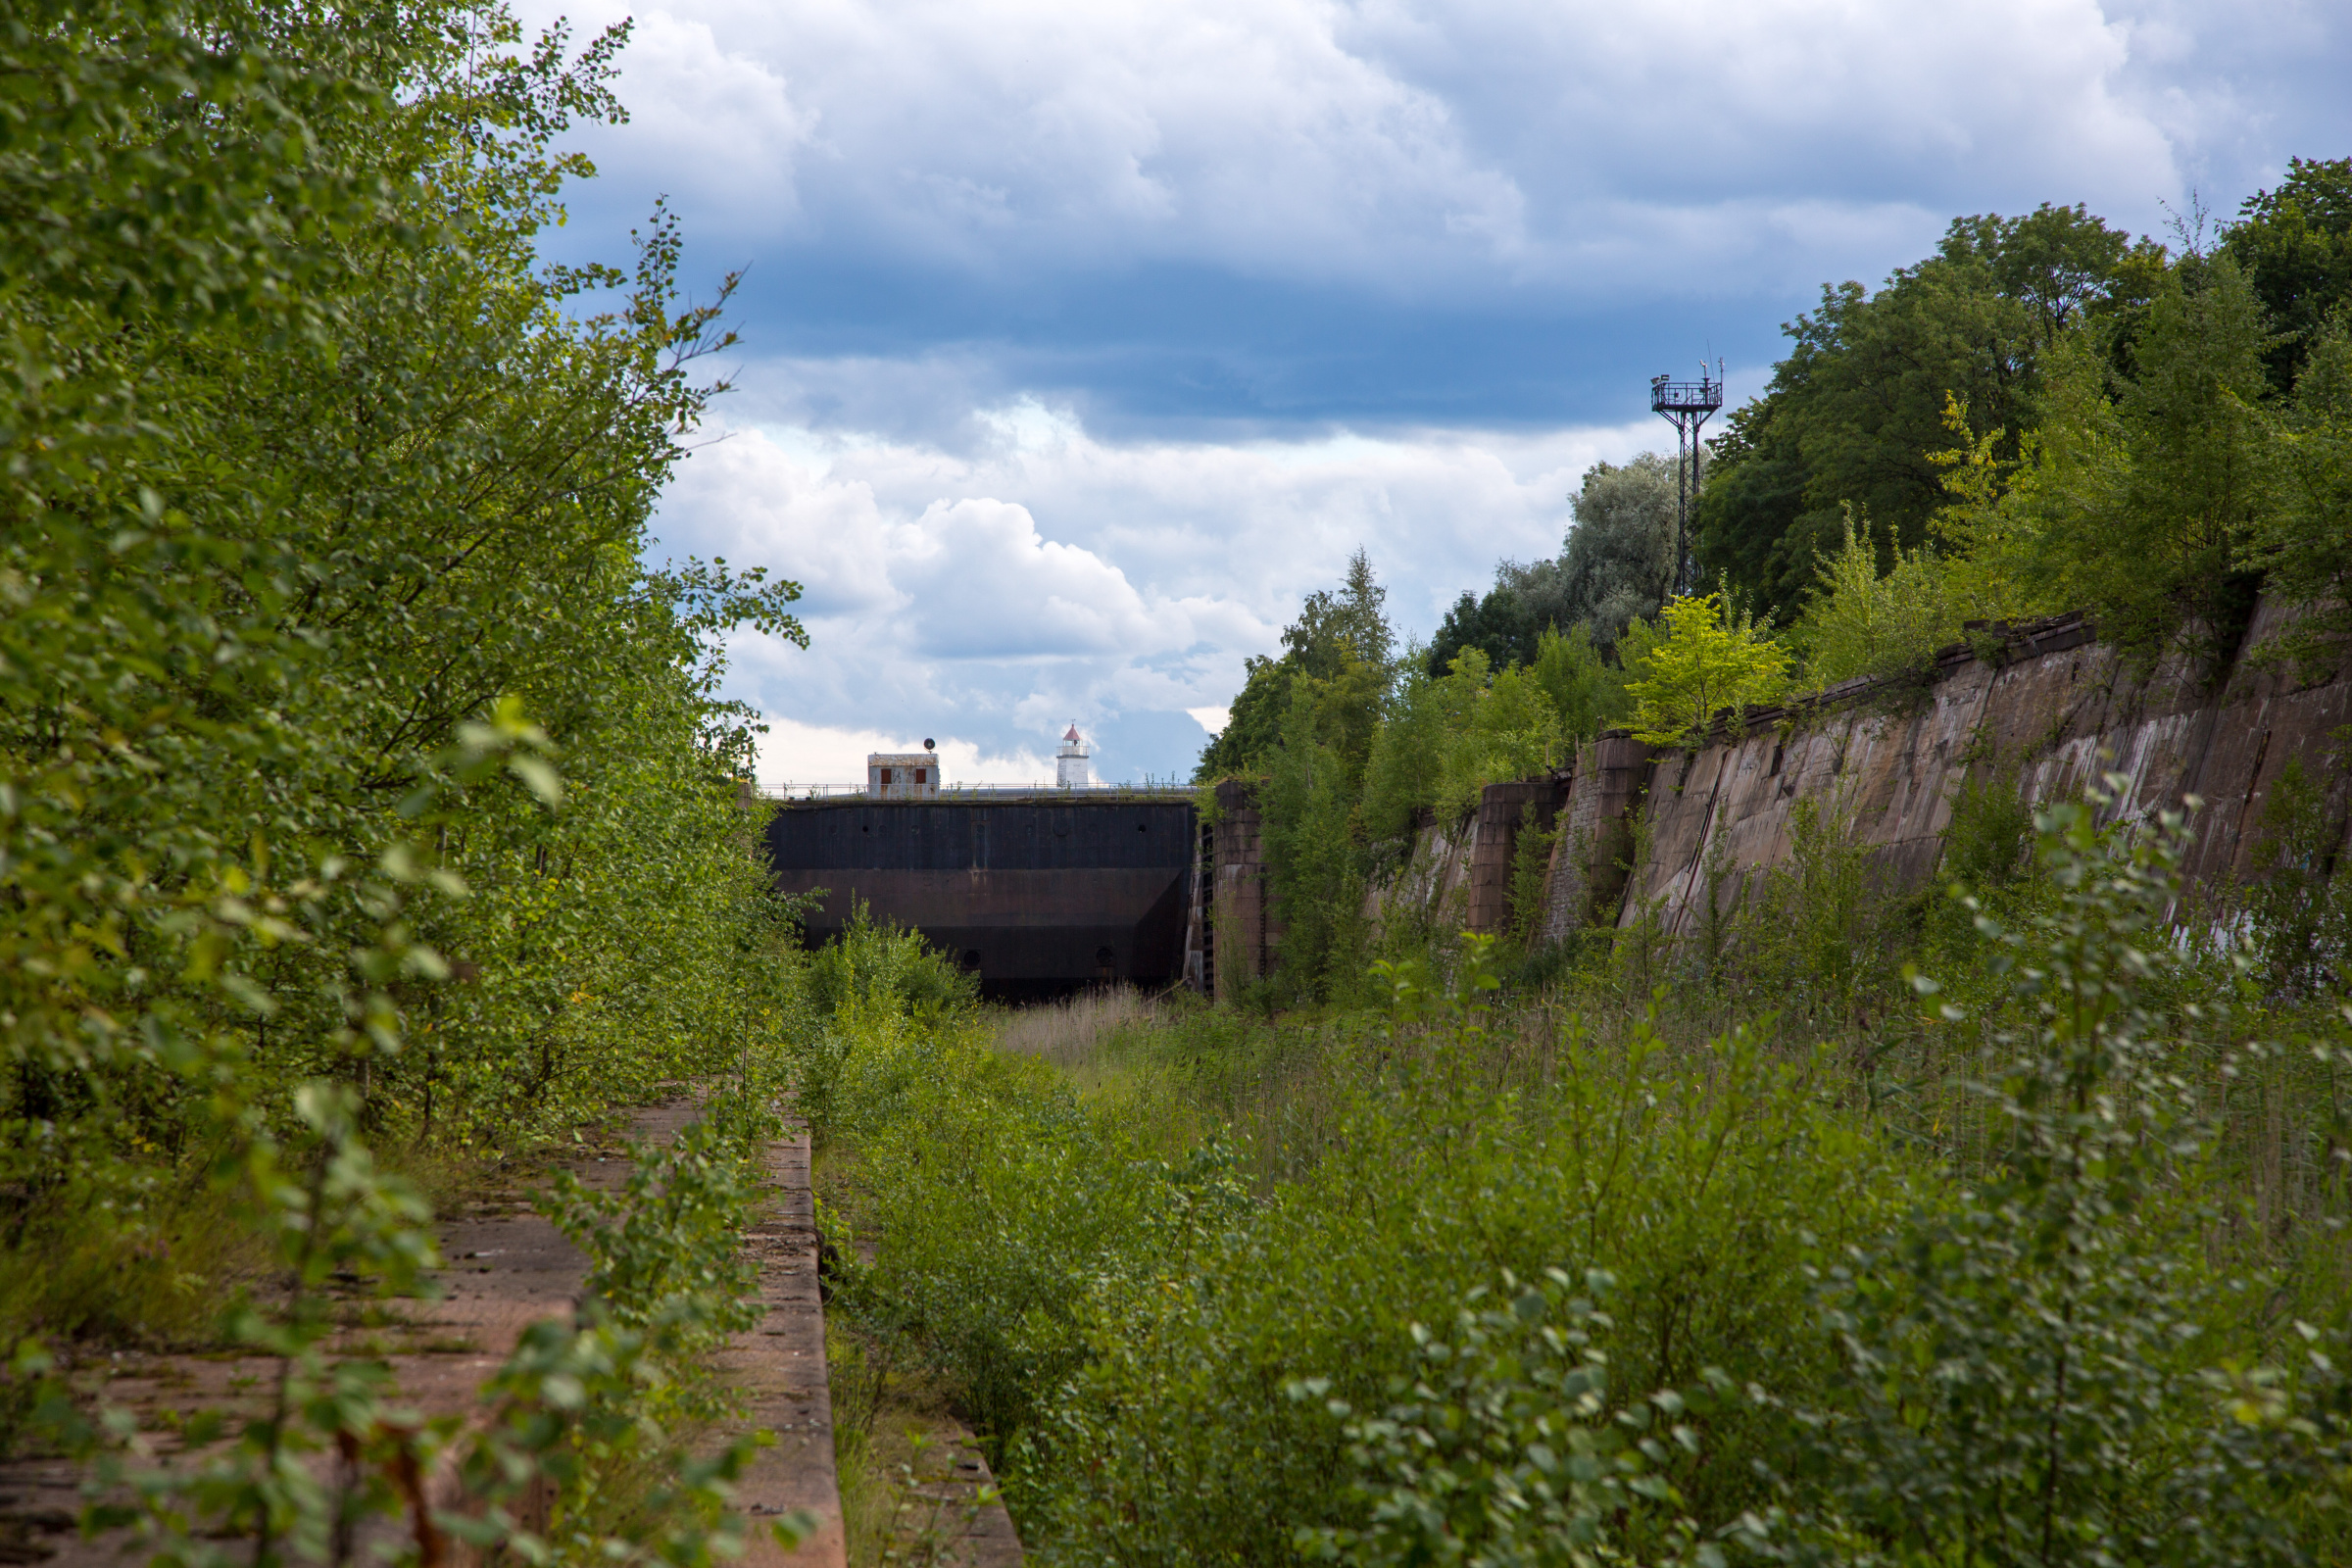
left=1334, top=167, right=2352, bottom=754
left=1705, top=170, right=2352, bottom=675
left=1622, top=592, right=1789, bottom=748
left=1195, top=163, right=2352, bottom=1006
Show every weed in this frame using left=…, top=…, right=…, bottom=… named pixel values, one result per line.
left=2238, top=756, right=2352, bottom=999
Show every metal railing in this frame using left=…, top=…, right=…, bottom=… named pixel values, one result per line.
left=754, top=780, right=1196, bottom=802
left=1648, top=376, right=1724, bottom=415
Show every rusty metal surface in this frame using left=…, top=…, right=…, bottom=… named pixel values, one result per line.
left=764, top=801, right=1196, bottom=986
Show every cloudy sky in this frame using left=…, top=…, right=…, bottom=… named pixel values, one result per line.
left=515, top=0, right=2351, bottom=785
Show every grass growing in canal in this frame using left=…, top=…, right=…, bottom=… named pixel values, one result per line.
left=802, top=788, right=2352, bottom=1567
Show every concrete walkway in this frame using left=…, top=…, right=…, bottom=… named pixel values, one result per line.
left=723, top=1120, right=844, bottom=1568
left=0, top=1102, right=846, bottom=1568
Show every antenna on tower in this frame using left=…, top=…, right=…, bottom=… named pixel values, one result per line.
left=1649, top=361, right=1724, bottom=599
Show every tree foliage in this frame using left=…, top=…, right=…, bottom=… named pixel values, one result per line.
left=3, top=0, right=804, bottom=1341
left=2223, top=156, right=2352, bottom=393
left=1694, top=205, right=2164, bottom=621
left=2244, top=306, right=2352, bottom=668
left=1758, top=208, right=2352, bottom=683
left=1197, top=548, right=1390, bottom=781
left=1623, top=593, right=1789, bottom=749
left=1428, top=454, right=1676, bottom=677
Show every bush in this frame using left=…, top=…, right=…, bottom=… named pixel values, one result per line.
left=1792, top=506, right=1973, bottom=686
left=1008, top=956, right=1920, bottom=1563
left=1298, top=1269, right=1715, bottom=1568
left=811, top=994, right=1243, bottom=1458
left=2237, top=757, right=2352, bottom=1001
left=1624, top=592, right=1789, bottom=749
left=1774, top=785, right=2352, bottom=1565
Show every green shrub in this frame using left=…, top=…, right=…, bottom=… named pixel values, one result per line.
left=811, top=790, right=2352, bottom=1568
left=1009, top=953, right=1921, bottom=1563
left=795, top=909, right=976, bottom=1138
left=526, top=1093, right=789, bottom=1562
left=1792, top=506, right=1974, bottom=686
left=1624, top=593, right=1789, bottom=749
left=1529, top=621, right=1632, bottom=742
left=1298, top=1270, right=1717, bottom=1568
left=2237, top=756, right=2352, bottom=1001
left=1719, top=792, right=1898, bottom=1021
left=1780, top=784, right=2352, bottom=1566
left=1942, top=759, right=2039, bottom=895
left=2, top=0, right=804, bottom=1348
left=814, top=1001, right=1245, bottom=1459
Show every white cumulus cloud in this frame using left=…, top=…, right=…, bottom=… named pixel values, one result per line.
left=655, top=398, right=1658, bottom=779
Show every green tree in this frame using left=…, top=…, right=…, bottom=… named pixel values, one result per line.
left=2036, top=259, right=2281, bottom=663
left=1557, top=453, right=1679, bottom=656
left=1286, top=548, right=1396, bottom=676
left=1426, top=454, right=1676, bottom=677
left=1528, top=622, right=1630, bottom=741
left=1697, top=205, right=2162, bottom=620
left=1428, top=651, right=1563, bottom=824
left=1210, top=554, right=1397, bottom=990
left=1195, top=654, right=1296, bottom=782
left=2243, top=306, right=2352, bottom=667
left=1624, top=593, right=1789, bottom=748
left=1789, top=499, right=2032, bottom=688
left=3, top=0, right=804, bottom=1339
left=2224, top=156, right=2352, bottom=394
left=1261, top=659, right=1386, bottom=998
left=1426, top=576, right=1544, bottom=678
left=1198, top=549, right=1392, bottom=779
left=1358, top=656, right=1451, bottom=850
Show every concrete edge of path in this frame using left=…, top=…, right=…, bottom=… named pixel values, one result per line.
left=722, top=1116, right=845, bottom=1568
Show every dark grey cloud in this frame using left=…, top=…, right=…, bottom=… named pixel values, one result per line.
left=516, top=0, right=2350, bottom=777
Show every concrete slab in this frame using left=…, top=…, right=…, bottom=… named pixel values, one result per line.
left=0, top=1104, right=845, bottom=1568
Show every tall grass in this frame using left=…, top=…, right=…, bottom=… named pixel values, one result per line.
left=990, top=988, right=1162, bottom=1068
left=799, top=779, right=2352, bottom=1566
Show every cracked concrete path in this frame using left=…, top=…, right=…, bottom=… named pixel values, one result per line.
left=0, top=1102, right=843, bottom=1568
left=722, top=1119, right=843, bottom=1568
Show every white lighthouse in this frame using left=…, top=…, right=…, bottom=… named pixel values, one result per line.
left=1055, top=724, right=1090, bottom=788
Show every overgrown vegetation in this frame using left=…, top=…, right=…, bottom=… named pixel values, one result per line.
left=1707, top=166, right=2352, bottom=677
left=802, top=777, right=2352, bottom=1565
left=4, top=4, right=815, bottom=1563
left=1193, top=161, right=2351, bottom=1009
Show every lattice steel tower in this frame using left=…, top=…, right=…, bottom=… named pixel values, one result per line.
left=1650, top=364, right=1724, bottom=599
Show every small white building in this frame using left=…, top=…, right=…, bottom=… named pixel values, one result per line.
left=867, top=750, right=941, bottom=799
left=1055, top=724, right=1090, bottom=788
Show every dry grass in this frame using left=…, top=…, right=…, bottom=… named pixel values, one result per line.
left=0, top=1130, right=518, bottom=1363
left=0, top=1183, right=269, bottom=1356
left=987, top=986, right=1162, bottom=1068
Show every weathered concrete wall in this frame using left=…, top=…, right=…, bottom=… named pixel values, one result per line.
left=1202, top=596, right=2350, bottom=978
left=1367, top=807, right=1477, bottom=935
left=1211, top=779, right=1276, bottom=999
left=1537, top=736, right=1655, bottom=946
left=1619, top=599, right=2352, bottom=935
left=1465, top=781, right=1562, bottom=934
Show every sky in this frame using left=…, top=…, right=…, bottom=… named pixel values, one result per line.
left=513, top=0, right=2352, bottom=786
